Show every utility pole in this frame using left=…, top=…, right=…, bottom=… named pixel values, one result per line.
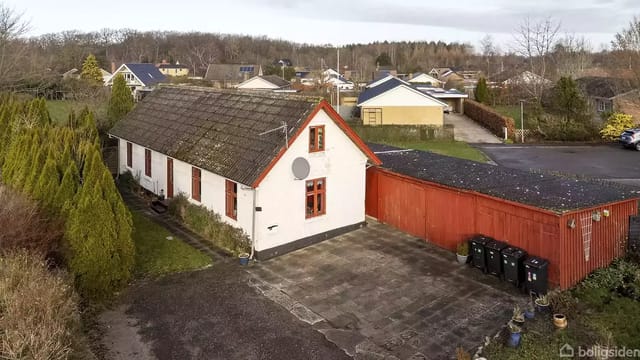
left=520, top=100, right=525, bottom=143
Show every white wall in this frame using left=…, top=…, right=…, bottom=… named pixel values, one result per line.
left=254, top=109, right=368, bottom=251
left=117, top=139, right=254, bottom=233
left=238, top=77, right=279, bottom=89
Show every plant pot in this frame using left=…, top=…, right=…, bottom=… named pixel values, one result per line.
left=512, top=318, right=525, bottom=326
left=456, top=254, right=469, bottom=264
left=507, top=332, right=521, bottom=348
left=553, top=314, right=567, bottom=329
left=524, top=309, right=535, bottom=319
left=535, top=301, right=550, bottom=313
left=238, top=253, right=250, bottom=266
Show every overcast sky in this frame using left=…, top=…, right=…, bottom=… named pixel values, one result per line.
left=7, top=0, right=639, bottom=51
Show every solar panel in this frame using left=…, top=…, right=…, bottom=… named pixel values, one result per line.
left=239, top=66, right=254, bottom=72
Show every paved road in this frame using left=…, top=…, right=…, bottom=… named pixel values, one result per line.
left=445, top=113, right=502, bottom=144
left=478, top=144, right=640, bottom=187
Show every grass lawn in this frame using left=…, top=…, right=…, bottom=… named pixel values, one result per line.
left=380, top=140, right=489, bottom=163
left=482, top=259, right=640, bottom=359
left=493, top=105, right=524, bottom=129
left=131, top=211, right=211, bottom=277
left=46, top=100, right=108, bottom=125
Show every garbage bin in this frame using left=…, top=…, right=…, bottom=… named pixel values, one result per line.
left=524, top=256, right=549, bottom=295
left=470, top=235, right=491, bottom=272
left=485, top=240, right=508, bottom=277
left=502, top=247, right=527, bottom=287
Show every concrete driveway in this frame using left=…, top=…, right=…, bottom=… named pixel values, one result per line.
left=479, top=144, right=640, bottom=188
left=444, top=113, right=502, bottom=144
left=248, top=221, right=526, bottom=359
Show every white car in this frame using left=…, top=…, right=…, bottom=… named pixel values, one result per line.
left=444, top=105, right=453, bottom=114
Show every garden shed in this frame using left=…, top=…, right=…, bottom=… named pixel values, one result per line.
left=365, top=144, right=640, bottom=289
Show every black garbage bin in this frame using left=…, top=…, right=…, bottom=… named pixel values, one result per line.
left=485, top=240, right=508, bottom=277
left=470, top=235, right=491, bottom=272
left=502, top=247, right=527, bottom=287
left=524, top=256, right=549, bottom=295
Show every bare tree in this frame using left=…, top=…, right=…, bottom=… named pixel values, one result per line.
left=553, top=34, right=592, bottom=78
left=480, top=34, right=498, bottom=76
left=512, top=17, right=560, bottom=101
left=0, top=4, right=30, bottom=89
left=612, top=16, right=640, bottom=83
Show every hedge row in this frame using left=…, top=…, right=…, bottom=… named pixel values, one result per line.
left=464, top=99, right=516, bottom=139
left=348, top=123, right=454, bottom=142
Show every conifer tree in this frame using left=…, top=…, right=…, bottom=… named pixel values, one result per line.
left=33, top=156, right=61, bottom=209
left=81, top=54, right=104, bottom=85
left=54, top=161, right=80, bottom=214
left=474, top=77, right=490, bottom=104
left=107, top=74, right=134, bottom=127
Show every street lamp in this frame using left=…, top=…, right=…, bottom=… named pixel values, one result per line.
left=519, top=99, right=525, bottom=143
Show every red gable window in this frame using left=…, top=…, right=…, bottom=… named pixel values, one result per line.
left=305, top=178, right=326, bottom=218
left=309, top=125, right=325, bottom=152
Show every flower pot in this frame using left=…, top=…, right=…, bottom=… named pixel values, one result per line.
left=553, top=314, right=567, bottom=329
left=512, top=318, right=525, bottom=326
left=238, top=253, right=250, bottom=266
left=507, top=332, right=521, bottom=348
left=535, top=300, right=550, bottom=313
left=456, top=254, right=469, bottom=264
left=524, top=309, right=535, bottom=319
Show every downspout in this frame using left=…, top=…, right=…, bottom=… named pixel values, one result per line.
left=250, top=187, right=257, bottom=259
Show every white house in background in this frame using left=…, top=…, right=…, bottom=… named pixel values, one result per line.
left=323, top=68, right=355, bottom=90
left=237, top=75, right=291, bottom=90
left=407, top=72, right=444, bottom=88
left=104, top=63, right=167, bottom=100
left=502, top=71, right=552, bottom=87
left=109, top=86, right=380, bottom=259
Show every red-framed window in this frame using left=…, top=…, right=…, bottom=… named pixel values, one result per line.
left=192, top=167, right=201, bottom=202
left=144, top=149, right=151, bottom=177
left=225, top=180, right=237, bottom=220
left=305, top=178, right=326, bottom=218
left=126, top=142, right=132, bottom=167
left=309, top=125, right=325, bottom=152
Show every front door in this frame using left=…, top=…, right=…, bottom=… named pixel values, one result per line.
left=167, top=158, right=174, bottom=198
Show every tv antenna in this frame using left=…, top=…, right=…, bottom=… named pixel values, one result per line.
left=258, top=121, right=289, bottom=148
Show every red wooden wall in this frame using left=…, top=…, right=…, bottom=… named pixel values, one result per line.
left=366, top=167, right=639, bottom=289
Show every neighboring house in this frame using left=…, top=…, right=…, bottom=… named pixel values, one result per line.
left=357, top=76, right=447, bottom=126
left=575, top=77, right=640, bottom=121
left=407, top=73, right=444, bottom=88
left=204, top=64, right=262, bottom=88
left=237, top=75, right=291, bottom=91
left=323, top=69, right=354, bottom=90
left=109, top=86, right=381, bottom=259
left=62, top=68, right=111, bottom=83
left=157, top=61, right=189, bottom=77
left=413, top=85, right=468, bottom=113
left=104, top=63, right=166, bottom=100
left=100, top=69, right=112, bottom=83
left=372, top=65, right=397, bottom=81
left=502, top=71, right=551, bottom=87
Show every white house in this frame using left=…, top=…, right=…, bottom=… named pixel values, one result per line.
left=323, top=68, right=355, bottom=90
left=109, top=86, right=380, bottom=259
left=407, top=72, right=444, bottom=88
left=236, top=75, right=291, bottom=90
left=104, top=63, right=167, bottom=100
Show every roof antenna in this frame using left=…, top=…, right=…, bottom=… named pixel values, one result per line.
left=258, top=121, right=289, bottom=149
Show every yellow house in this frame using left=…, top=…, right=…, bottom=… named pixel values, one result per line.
left=358, top=77, right=446, bottom=126
left=158, top=62, right=189, bottom=77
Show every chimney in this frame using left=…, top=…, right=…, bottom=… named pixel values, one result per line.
left=111, top=61, right=116, bottom=74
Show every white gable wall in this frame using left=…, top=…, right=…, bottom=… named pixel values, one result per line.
left=363, top=86, right=445, bottom=107
left=238, top=77, right=280, bottom=90
left=254, top=109, right=368, bottom=252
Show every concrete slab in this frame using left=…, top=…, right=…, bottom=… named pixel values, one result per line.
left=445, top=113, right=502, bottom=144
left=248, top=221, right=527, bottom=359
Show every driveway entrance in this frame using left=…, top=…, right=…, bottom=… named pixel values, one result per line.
left=248, top=220, right=526, bottom=359
left=444, top=113, right=502, bottom=144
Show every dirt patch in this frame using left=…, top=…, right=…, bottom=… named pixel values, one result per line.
left=99, top=305, right=155, bottom=360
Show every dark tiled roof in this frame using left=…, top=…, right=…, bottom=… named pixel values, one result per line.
left=259, top=75, right=290, bottom=88
left=368, top=143, right=640, bottom=213
left=358, top=77, right=405, bottom=104
left=125, top=63, right=166, bottom=86
left=110, top=86, right=320, bottom=185
left=575, top=77, right=637, bottom=99
left=205, top=64, right=259, bottom=81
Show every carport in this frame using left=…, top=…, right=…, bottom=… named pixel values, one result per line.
left=365, top=144, right=640, bottom=289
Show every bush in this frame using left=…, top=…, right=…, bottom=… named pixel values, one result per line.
left=0, top=186, right=62, bottom=255
left=537, top=113, right=600, bottom=141
left=168, top=193, right=251, bottom=255
left=580, top=259, right=640, bottom=301
left=600, top=112, right=635, bottom=141
left=464, top=100, right=516, bottom=139
left=0, top=250, right=88, bottom=360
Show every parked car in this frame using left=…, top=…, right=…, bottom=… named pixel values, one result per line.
left=444, top=105, right=453, bottom=114
left=620, top=128, right=640, bottom=150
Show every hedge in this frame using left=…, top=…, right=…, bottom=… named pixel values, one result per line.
left=464, top=99, right=516, bottom=139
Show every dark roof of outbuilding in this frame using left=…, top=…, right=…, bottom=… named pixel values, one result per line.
left=125, top=63, right=166, bottom=86
left=259, top=75, right=290, bottom=88
left=110, top=86, right=320, bottom=185
left=204, top=64, right=259, bottom=81
left=575, top=77, right=637, bottom=99
left=368, top=143, right=640, bottom=213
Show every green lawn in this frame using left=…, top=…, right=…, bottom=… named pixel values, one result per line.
left=131, top=211, right=211, bottom=277
left=493, top=105, right=531, bottom=129
left=46, top=100, right=108, bottom=125
left=381, top=140, right=489, bottom=163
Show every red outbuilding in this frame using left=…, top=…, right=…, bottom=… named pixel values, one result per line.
left=365, top=144, right=640, bottom=290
